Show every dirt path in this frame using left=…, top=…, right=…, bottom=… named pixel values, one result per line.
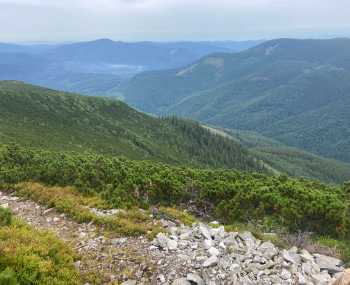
left=0, top=190, right=158, bottom=284
left=1, top=190, right=345, bottom=285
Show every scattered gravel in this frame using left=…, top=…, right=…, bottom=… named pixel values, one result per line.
left=0, top=190, right=347, bottom=284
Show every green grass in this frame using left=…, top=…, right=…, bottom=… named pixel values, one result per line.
left=12, top=182, right=162, bottom=238
left=314, top=236, right=350, bottom=265
left=0, top=211, right=82, bottom=285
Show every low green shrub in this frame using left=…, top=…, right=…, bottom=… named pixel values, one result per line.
left=0, top=268, right=18, bottom=285
left=0, top=208, right=12, bottom=227
left=0, top=219, right=82, bottom=285
left=1, top=144, right=349, bottom=238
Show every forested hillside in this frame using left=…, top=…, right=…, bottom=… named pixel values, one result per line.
left=0, top=81, right=262, bottom=172
left=120, top=38, right=350, bottom=163
left=226, top=129, right=350, bottom=184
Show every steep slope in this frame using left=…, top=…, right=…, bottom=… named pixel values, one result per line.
left=120, top=38, right=350, bottom=162
left=0, top=81, right=262, bottom=172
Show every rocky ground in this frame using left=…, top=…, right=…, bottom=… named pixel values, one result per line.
left=0, top=190, right=347, bottom=285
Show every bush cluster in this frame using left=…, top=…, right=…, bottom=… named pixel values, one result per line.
left=1, top=144, right=349, bottom=237
left=0, top=214, right=81, bottom=285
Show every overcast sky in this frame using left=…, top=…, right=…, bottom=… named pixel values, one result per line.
left=1, top=0, right=350, bottom=43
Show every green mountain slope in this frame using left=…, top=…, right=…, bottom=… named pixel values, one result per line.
left=120, top=38, right=350, bottom=163
left=0, top=80, right=263, bottom=172
left=225, top=129, right=350, bottom=184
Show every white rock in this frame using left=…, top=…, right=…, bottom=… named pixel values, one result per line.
left=312, top=272, right=331, bottom=285
left=300, top=249, right=314, bottom=262
left=167, top=239, right=178, bottom=251
left=179, top=231, right=192, bottom=240
left=158, top=274, right=166, bottom=283
left=199, top=223, right=212, bottom=240
left=121, top=281, right=137, bottom=285
left=314, top=254, right=343, bottom=273
left=219, top=241, right=226, bottom=250
left=208, top=247, right=220, bottom=256
left=282, top=249, right=301, bottom=264
left=203, top=239, right=213, bottom=250
left=172, top=278, right=191, bottom=285
left=203, top=255, right=218, bottom=267
left=280, top=269, right=292, bottom=280
left=187, top=273, right=205, bottom=285
left=297, top=272, right=307, bottom=284
left=259, top=241, right=278, bottom=259
left=211, top=226, right=225, bottom=240
left=156, top=233, right=169, bottom=249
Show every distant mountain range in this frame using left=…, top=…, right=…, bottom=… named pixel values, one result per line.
left=119, top=38, right=350, bottom=163
left=0, top=39, right=263, bottom=96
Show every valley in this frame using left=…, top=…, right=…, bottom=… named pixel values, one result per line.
left=120, top=38, right=350, bottom=165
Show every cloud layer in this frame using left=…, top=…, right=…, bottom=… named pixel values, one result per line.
left=1, top=0, right=350, bottom=42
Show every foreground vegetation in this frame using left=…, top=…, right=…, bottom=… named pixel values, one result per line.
left=1, top=144, right=349, bottom=239
left=11, top=182, right=161, bottom=237
left=0, top=208, right=81, bottom=285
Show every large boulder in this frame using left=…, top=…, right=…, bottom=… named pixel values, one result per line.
left=314, top=254, right=344, bottom=273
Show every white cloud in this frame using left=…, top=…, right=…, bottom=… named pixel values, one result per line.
left=0, top=0, right=349, bottom=42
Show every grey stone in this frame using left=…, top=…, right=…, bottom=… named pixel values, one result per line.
left=156, top=233, right=169, bottom=249
left=167, top=239, right=178, bottom=251
left=172, top=278, right=191, bottom=285
left=259, top=241, right=278, bottom=259
left=314, top=254, right=343, bottom=273
left=187, top=273, right=205, bottom=285
left=121, top=281, right=137, bottom=285
left=208, top=247, right=220, bottom=256
left=203, top=239, right=212, bottom=249
left=203, top=255, right=218, bottom=267
left=300, top=249, right=314, bottom=262
left=280, top=268, right=292, bottom=280
left=311, top=272, right=331, bottom=285
left=282, top=249, right=301, bottom=264
left=199, top=223, right=212, bottom=240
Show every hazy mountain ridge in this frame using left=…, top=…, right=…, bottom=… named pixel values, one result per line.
left=0, top=39, right=262, bottom=96
left=120, top=38, right=350, bottom=163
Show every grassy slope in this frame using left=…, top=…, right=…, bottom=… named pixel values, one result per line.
left=226, top=129, right=350, bottom=184
left=0, top=81, right=261, bottom=172
left=120, top=38, right=350, bottom=163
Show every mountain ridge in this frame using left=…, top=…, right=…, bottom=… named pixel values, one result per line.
left=119, top=38, right=350, bottom=163
left=0, top=80, right=262, bottom=172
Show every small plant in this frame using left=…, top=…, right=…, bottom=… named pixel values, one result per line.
left=0, top=207, right=12, bottom=226
left=0, top=268, right=18, bottom=285
left=0, top=220, right=82, bottom=285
